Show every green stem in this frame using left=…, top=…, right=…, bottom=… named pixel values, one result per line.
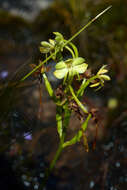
left=63, top=113, right=92, bottom=148
left=65, top=6, right=112, bottom=46
left=56, top=106, right=63, bottom=138
left=69, top=85, right=88, bottom=114
left=81, top=113, right=92, bottom=131
left=49, top=137, right=64, bottom=172
left=40, top=104, right=71, bottom=190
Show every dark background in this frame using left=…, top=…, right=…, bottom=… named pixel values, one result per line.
left=0, top=0, right=127, bottom=190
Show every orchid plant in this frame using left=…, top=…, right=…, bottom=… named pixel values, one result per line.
left=21, top=6, right=111, bottom=189
left=40, top=31, right=110, bottom=146
left=40, top=32, right=110, bottom=189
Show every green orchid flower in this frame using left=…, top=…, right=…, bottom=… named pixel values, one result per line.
left=97, top=65, right=111, bottom=81
left=40, top=39, right=55, bottom=54
left=40, top=32, right=65, bottom=54
left=54, top=57, right=88, bottom=80
left=90, top=65, right=111, bottom=88
left=53, top=32, right=64, bottom=48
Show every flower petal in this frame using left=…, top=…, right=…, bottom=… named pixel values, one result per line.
left=90, top=82, right=100, bottom=87
left=73, top=63, right=88, bottom=74
left=41, top=41, right=51, bottom=48
left=54, top=68, right=68, bottom=79
left=72, top=57, right=85, bottom=66
left=55, top=61, right=67, bottom=70
left=100, top=74, right=111, bottom=81
left=97, top=65, right=108, bottom=75
left=49, top=39, right=55, bottom=46
left=40, top=47, right=50, bottom=53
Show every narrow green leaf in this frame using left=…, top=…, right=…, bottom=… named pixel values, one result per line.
left=42, top=73, right=57, bottom=102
